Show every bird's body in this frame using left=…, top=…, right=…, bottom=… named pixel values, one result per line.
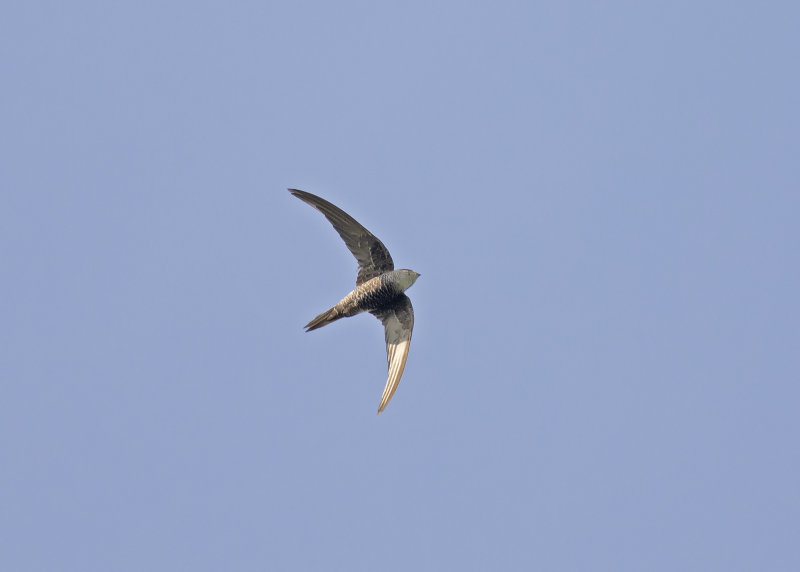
left=288, top=189, right=420, bottom=414
left=305, top=270, right=419, bottom=331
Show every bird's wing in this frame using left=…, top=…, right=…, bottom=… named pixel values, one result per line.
left=289, top=189, right=394, bottom=285
left=370, top=294, right=414, bottom=414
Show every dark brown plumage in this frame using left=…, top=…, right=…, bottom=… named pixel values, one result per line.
left=289, top=189, right=420, bottom=414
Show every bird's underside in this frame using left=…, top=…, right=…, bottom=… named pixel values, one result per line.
left=289, top=189, right=419, bottom=414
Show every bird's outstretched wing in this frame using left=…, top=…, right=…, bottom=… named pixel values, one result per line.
left=289, top=189, right=394, bottom=285
left=370, top=294, right=414, bottom=414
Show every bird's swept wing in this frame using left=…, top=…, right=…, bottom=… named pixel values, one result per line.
left=370, top=294, right=414, bottom=414
left=289, top=189, right=394, bottom=285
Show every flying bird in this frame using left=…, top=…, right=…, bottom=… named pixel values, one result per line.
left=288, top=188, right=420, bottom=414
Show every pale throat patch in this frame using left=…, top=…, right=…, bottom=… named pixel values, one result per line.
left=394, top=271, right=418, bottom=291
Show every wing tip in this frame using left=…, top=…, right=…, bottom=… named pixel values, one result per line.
left=376, top=382, right=399, bottom=415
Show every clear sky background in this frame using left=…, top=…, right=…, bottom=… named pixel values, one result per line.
left=2, top=2, right=799, bottom=571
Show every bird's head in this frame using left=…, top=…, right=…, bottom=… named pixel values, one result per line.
left=395, top=269, right=421, bottom=291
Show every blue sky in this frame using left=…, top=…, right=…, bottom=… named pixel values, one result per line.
left=2, top=1, right=799, bottom=570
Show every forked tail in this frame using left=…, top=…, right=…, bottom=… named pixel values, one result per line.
left=304, top=306, right=342, bottom=332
